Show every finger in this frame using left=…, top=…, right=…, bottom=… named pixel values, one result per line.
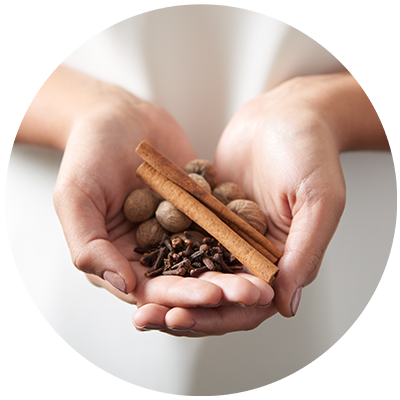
left=133, top=304, right=171, bottom=331
left=163, top=307, right=247, bottom=336
left=88, top=263, right=226, bottom=308
left=274, top=191, right=345, bottom=317
left=85, top=273, right=138, bottom=304
left=133, top=304, right=205, bottom=337
left=134, top=271, right=223, bottom=308
left=198, top=272, right=272, bottom=307
left=233, top=272, right=275, bottom=307
left=54, top=175, right=136, bottom=294
left=164, top=304, right=277, bottom=336
left=132, top=303, right=278, bottom=337
left=132, top=304, right=207, bottom=337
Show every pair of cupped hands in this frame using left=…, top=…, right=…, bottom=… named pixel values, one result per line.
left=53, top=74, right=346, bottom=337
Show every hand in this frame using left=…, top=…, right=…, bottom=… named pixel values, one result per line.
left=132, top=298, right=277, bottom=337
left=214, top=74, right=351, bottom=318
left=155, top=69, right=384, bottom=336
left=131, top=74, right=350, bottom=335
left=50, top=71, right=275, bottom=314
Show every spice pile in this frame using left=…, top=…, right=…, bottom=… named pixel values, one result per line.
left=124, top=157, right=269, bottom=278
left=134, top=231, right=243, bottom=278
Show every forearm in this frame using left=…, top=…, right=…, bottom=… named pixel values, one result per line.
left=17, top=66, right=98, bottom=149
left=292, top=71, right=388, bottom=152
left=5, top=66, right=108, bottom=149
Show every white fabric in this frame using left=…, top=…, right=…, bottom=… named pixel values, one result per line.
left=62, top=4, right=341, bottom=160
left=7, top=5, right=395, bottom=396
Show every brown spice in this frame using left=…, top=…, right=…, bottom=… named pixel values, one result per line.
left=212, top=182, right=246, bottom=205
left=188, top=173, right=211, bottom=193
left=137, top=232, right=243, bottom=278
left=136, top=217, right=168, bottom=249
left=136, top=162, right=279, bottom=285
left=155, top=200, right=192, bottom=233
left=183, top=159, right=218, bottom=189
left=135, top=140, right=281, bottom=264
left=227, top=199, right=268, bottom=235
left=124, top=188, right=161, bottom=223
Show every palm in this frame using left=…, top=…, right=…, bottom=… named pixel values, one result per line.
left=54, top=104, right=275, bottom=324
left=214, top=93, right=346, bottom=317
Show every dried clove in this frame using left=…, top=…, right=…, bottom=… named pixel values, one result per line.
left=136, top=231, right=243, bottom=278
left=188, top=250, right=204, bottom=262
left=162, top=234, right=174, bottom=252
left=184, top=231, right=201, bottom=248
left=202, top=255, right=215, bottom=271
left=140, top=249, right=160, bottom=266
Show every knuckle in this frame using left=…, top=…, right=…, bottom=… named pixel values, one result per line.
left=305, top=248, right=324, bottom=285
left=309, top=251, right=322, bottom=275
left=72, top=250, right=87, bottom=273
left=72, top=241, right=97, bottom=275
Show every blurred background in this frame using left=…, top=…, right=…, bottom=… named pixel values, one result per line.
left=6, top=5, right=397, bottom=396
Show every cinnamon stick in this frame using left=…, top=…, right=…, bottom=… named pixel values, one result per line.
left=136, top=162, right=279, bottom=285
left=135, top=140, right=282, bottom=263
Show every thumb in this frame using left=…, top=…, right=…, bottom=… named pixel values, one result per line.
left=53, top=176, right=136, bottom=295
left=274, top=193, right=345, bottom=317
left=74, top=238, right=136, bottom=295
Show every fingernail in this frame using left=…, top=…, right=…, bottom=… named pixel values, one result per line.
left=234, top=301, right=257, bottom=308
left=136, top=324, right=163, bottom=332
left=103, top=271, right=127, bottom=293
left=291, top=286, right=303, bottom=316
left=258, top=301, right=272, bottom=309
left=168, top=319, right=195, bottom=331
left=169, top=326, right=191, bottom=332
left=167, top=318, right=195, bottom=331
left=203, top=300, right=223, bottom=308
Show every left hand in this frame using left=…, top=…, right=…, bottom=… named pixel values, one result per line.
left=53, top=92, right=275, bottom=313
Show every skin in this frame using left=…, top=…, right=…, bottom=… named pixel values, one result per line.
left=17, top=66, right=388, bottom=337
left=133, top=72, right=388, bottom=335
left=17, top=66, right=275, bottom=332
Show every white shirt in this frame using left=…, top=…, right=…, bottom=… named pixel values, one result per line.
left=63, top=5, right=344, bottom=159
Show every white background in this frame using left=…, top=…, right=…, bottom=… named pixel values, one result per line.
left=5, top=3, right=397, bottom=396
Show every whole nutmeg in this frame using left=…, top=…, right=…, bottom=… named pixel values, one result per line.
left=124, top=189, right=161, bottom=223
left=183, top=159, right=218, bottom=189
left=227, top=199, right=267, bottom=235
left=155, top=200, right=192, bottom=233
left=136, top=218, right=168, bottom=249
left=188, top=173, right=211, bottom=193
left=212, top=182, right=246, bottom=205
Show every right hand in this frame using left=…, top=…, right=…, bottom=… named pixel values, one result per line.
left=132, top=74, right=348, bottom=335
left=214, top=74, right=350, bottom=318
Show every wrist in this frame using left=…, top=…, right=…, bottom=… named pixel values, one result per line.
left=68, top=85, right=157, bottom=153
left=287, top=74, right=349, bottom=152
left=283, top=72, right=387, bottom=152
left=256, top=75, right=343, bottom=155
left=17, top=66, right=147, bottom=151
left=18, top=67, right=97, bottom=149
left=60, top=77, right=146, bottom=148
